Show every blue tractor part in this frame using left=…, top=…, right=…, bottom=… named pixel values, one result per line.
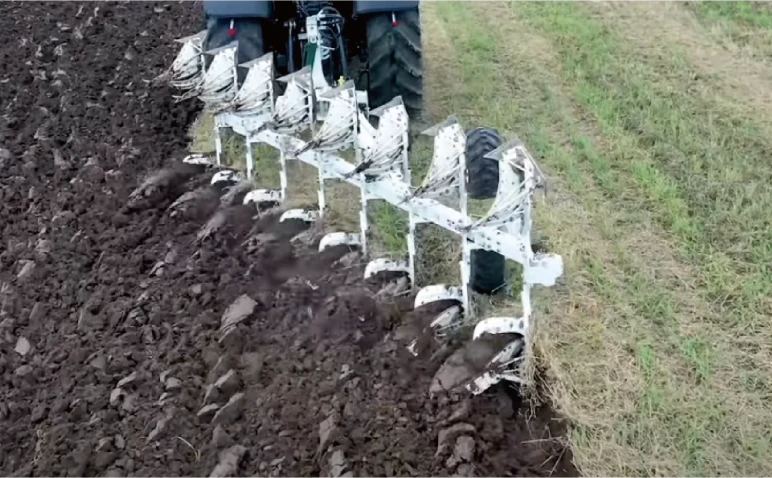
left=200, top=1, right=424, bottom=118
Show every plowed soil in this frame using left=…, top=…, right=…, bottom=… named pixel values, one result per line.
left=0, top=2, right=577, bottom=477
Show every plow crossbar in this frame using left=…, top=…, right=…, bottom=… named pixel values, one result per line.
left=256, top=129, right=538, bottom=268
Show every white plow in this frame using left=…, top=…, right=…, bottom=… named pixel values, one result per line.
left=211, top=169, right=243, bottom=186
left=280, top=209, right=319, bottom=224
left=183, top=153, right=215, bottom=166
left=222, top=53, right=274, bottom=114
left=166, top=31, right=207, bottom=94
left=198, top=44, right=239, bottom=107
left=414, top=285, right=463, bottom=309
left=364, top=258, right=410, bottom=280
left=167, top=32, right=563, bottom=395
left=318, top=232, right=361, bottom=252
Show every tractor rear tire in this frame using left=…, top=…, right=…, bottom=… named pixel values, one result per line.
left=360, top=9, right=424, bottom=119
left=203, top=17, right=266, bottom=84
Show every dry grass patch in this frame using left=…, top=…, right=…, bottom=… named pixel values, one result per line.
left=432, top=1, right=772, bottom=475
left=587, top=1, right=772, bottom=136
left=687, top=0, right=772, bottom=61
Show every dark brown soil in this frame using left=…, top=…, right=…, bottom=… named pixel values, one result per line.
left=0, top=2, right=578, bottom=477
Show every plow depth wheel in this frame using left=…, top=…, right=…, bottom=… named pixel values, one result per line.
left=359, top=8, right=424, bottom=119
left=466, top=127, right=507, bottom=294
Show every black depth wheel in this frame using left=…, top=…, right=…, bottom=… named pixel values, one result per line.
left=466, top=127, right=503, bottom=199
left=466, top=127, right=507, bottom=294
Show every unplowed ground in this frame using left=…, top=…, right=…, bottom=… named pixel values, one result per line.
left=0, top=2, right=575, bottom=476
left=422, top=2, right=772, bottom=474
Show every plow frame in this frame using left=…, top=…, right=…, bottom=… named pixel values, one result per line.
left=171, top=34, right=564, bottom=393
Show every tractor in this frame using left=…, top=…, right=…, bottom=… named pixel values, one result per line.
left=201, top=0, right=424, bottom=119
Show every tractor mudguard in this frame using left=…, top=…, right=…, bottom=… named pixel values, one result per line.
left=354, top=1, right=419, bottom=15
left=203, top=0, right=273, bottom=19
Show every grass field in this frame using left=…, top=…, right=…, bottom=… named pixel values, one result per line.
left=190, top=2, right=772, bottom=475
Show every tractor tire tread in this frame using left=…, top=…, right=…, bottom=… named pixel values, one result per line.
left=361, top=9, right=424, bottom=118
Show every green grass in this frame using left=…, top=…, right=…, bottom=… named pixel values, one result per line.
left=512, top=1, right=772, bottom=323
left=189, top=114, right=281, bottom=189
left=691, top=1, right=772, bottom=30
left=688, top=1, right=772, bottom=58
left=425, top=1, right=772, bottom=475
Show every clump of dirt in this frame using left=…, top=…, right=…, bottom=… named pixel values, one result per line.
left=0, top=2, right=577, bottom=477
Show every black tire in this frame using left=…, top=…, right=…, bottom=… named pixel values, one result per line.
left=203, top=17, right=266, bottom=85
left=470, top=248, right=506, bottom=294
left=359, top=9, right=424, bottom=119
left=465, top=127, right=503, bottom=199
left=466, top=127, right=506, bottom=294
